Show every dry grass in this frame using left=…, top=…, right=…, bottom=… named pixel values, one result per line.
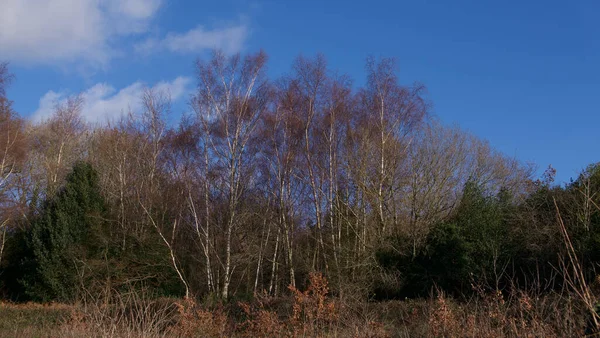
left=0, top=275, right=592, bottom=337
left=0, top=301, right=72, bottom=338
left=169, top=298, right=228, bottom=337
left=424, top=290, right=583, bottom=337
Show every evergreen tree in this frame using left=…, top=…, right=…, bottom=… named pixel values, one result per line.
left=376, top=181, right=513, bottom=298
left=21, top=162, right=106, bottom=302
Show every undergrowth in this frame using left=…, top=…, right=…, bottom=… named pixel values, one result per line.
left=0, top=273, right=593, bottom=337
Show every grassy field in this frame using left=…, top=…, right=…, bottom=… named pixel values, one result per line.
left=0, top=302, right=72, bottom=338
left=0, top=283, right=591, bottom=337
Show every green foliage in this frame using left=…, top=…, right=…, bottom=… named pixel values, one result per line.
left=1, top=162, right=185, bottom=302
left=376, top=181, right=514, bottom=298
left=20, top=162, right=107, bottom=302
left=377, top=167, right=600, bottom=300
left=569, top=163, right=600, bottom=274
left=453, top=182, right=512, bottom=283
left=103, top=231, right=187, bottom=297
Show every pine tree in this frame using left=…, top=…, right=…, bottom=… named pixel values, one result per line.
left=22, top=162, right=106, bottom=302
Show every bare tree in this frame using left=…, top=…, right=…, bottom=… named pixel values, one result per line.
left=29, top=96, right=87, bottom=197
left=291, top=55, right=331, bottom=273
left=343, top=57, right=429, bottom=251
left=89, top=114, right=142, bottom=246
left=0, top=63, right=26, bottom=265
left=404, top=121, right=471, bottom=255
left=136, top=87, right=193, bottom=297
left=260, top=80, right=306, bottom=290
left=193, top=50, right=270, bottom=299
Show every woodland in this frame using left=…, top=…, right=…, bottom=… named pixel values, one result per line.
left=0, top=52, right=599, bottom=337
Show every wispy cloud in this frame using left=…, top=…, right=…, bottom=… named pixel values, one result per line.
left=135, top=24, right=248, bottom=55
left=0, top=0, right=163, bottom=67
left=33, top=76, right=192, bottom=123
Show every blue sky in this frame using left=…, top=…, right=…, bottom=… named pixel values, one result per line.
left=1, top=0, right=598, bottom=184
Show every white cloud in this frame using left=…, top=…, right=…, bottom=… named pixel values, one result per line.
left=136, top=24, right=248, bottom=55
left=107, top=0, right=162, bottom=20
left=0, top=0, right=163, bottom=66
left=33, top=76, right=192, bottom=123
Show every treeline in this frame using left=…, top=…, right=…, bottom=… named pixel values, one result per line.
left=0, top=52, right=597, bottom=305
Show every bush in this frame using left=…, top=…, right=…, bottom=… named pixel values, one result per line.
left=376, top=181, right=514, bottom=298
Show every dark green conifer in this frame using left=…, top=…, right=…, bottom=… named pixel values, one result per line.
left=22, top=162, right=106, bottom=302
